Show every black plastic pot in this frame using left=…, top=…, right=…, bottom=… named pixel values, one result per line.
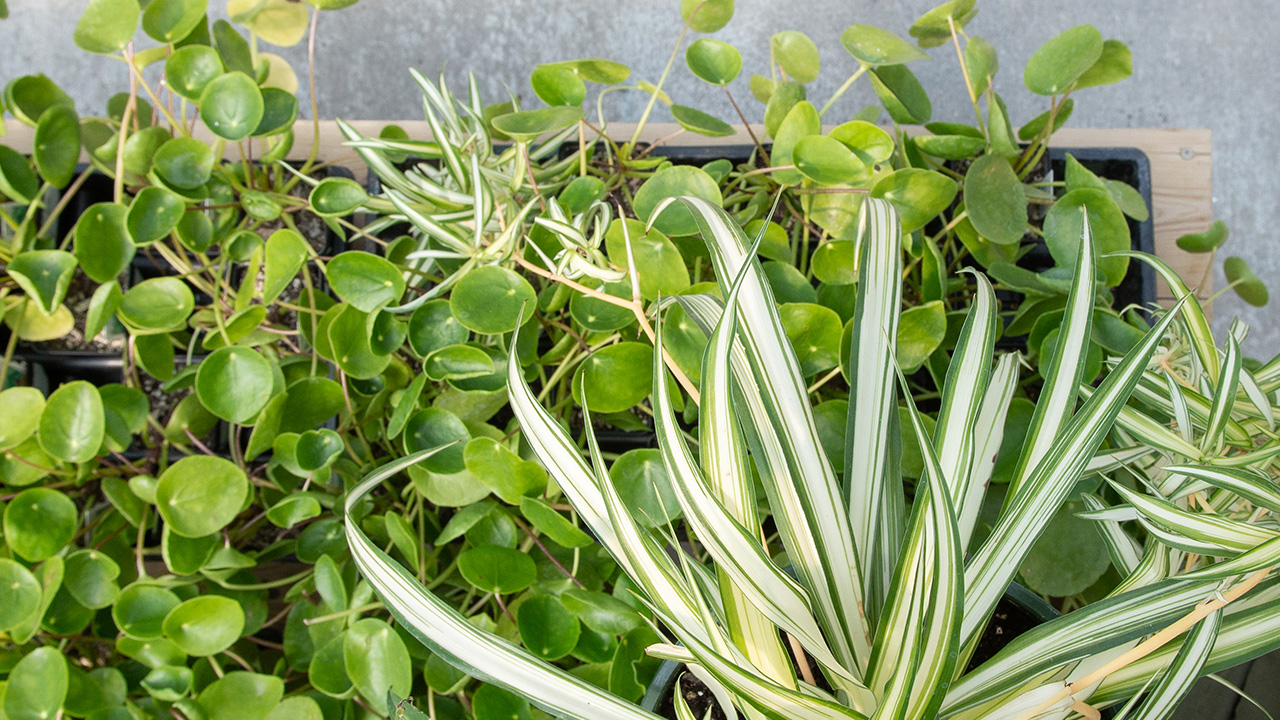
left=640, top=583, right=1056, bottom=719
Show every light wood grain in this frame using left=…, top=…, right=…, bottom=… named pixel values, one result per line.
left=4, top=121, right=1213, bottom=304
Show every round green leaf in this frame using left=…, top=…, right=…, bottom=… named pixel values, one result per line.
left=1176, top=220, right=1228, bottom=254
left=670, top=104, right=735, bottom=137
left=408, top=299, right=468, bottom=356
left=0, top=387, right=44, bottom=450
left=763, top=261, right=817, bottom=304
left=141, top=665, right=193, bottom=702
left=518, top=595, right=580, bottom=661
left=1020, top=502, right=1110, bottom=596
left=1075, top=39, right=1132, bottom=90
left=473, top=685, right=531, bottom=720
left=685, top=39, right=741, bottom=86
left=780, top=302, right=843, bottom=376
left=74, top=202, right=134, bottom=282
left=1024, top=25, right=1104, bottom=95
left=197, top=672, right=283, bottom=720
left=569, top=281, right=634, bottom=332
left=3, top=74, right=73, bottom=127
left=142, top=0, right=207, bottom=43
left=114, top=584, right=182, bottom=639
left=166, top=45, right=225, bottom=101
left=403, top=407, right=470, bottom=474
left=8, top=249, right=77, bottom=316
left=0, top=145, right=40, bottom=202
left=449, top=265, right=536, bottom=334
left=793, top=134, right=866, bottom=185
left=155, top=455, right=250, bottom=538
left=4, top=647, right=68, bottom=720
left=530, top=66, right=586, bottom=107
left=1225, top=257, right=1269, bottom=307
left=309, top=177, right=368, bottom=217
left=457, top=545, right=536, bottom=594
left=1042, top=188, right=1130, bottom=286
left=126, top=186, right=186, bottom=246
left=965, top=35, right=999, bottom=95
left=490, top=107, right=584, bottom=144
left=0, top=559, right=41, bottom=633
left=343, top=618, right=412, bottom=708
left=680, top=0, right=733, bottom=32
left=871, top=168, right=957, bottom=232
left=424, top=344, right=495, bottom=381
left=763, top=80, right=805, bottom=138
left=64, top=549, right=121, bottom=609
left=0, top=438, right=54, bottom=488
left=896, top=300, right=946, bottom=373
left=199, top=72, right=264, bottom=142
left=5, top=302, right=73, bottom=341
left=121, top=125, right=172, bottom=178
left=869, top=64, right=931, bottom=124
left=39, top=380, right=105, bottom=464
left=964, top=154, right=1027, bottom=245
left=33, top=104, right=81, bottom=188
left=771, top=30, right=820, bottom=83
left=74, top=0, right=141, bottom=53
left=539, top=58, right=630, bottom=84
left=3, top=488, right=77, bottom=562
left=326, top=251, right=405, bottom=313
left=153, top=136, right=215, bottom=188
left=829, top=120, right=896, bottom=165
left=811, top=240, right=856, bottom=285
left=632, top=165, right=722, bottom=237
left=914, top=133, right=985, bottom=160
left=266, top=493, right=322, bottom=528
left=120, top=276, right=195, bottom=331
left=841, top=24, right=928, bottom=65
left=572, top=342, right=653, bottom=413
left=266, top=696, right=324, bottom=720
left=769, top=100, right=821, bottom=185
left=603, top=218, right=690, bottom=300
left=558, top=175, right=606, bottom=214
left=163, top=595, right=245, bottom=656
left=560, top=588, right=642, bottom=635
left=609, top=449, right=681, bottom=529
left=195, top=349, right=272, bottom=427
left=295, top=429, right=343, bottom=471
left=253, top=87, right=298, bottom=136
left=308, top=634, right=351, bottom=697
left=909, top=0, right=978, bottom=48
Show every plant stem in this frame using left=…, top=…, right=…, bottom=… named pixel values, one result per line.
left=724, top=86, right=769, bottom=162
left=819, top=65, right=868, bottom=118
left=40, top=166, right=94, bottom=241
left=628, top=23, right=690, bottom=150
left=949, top=16, right=986, bottom=136
left=303, top=8, right=322, bottom=174
left=0, top=297, right=26, bottom=387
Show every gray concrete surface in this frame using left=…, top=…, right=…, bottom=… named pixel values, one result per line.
left=3, top=0, right=1279, bottom=359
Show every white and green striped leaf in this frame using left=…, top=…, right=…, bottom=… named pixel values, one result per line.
left=344, top=451, right=662, bottom=720
left=962, top=291, right=1188, bottom=653
left=843, top=198, right=904, bottom=628
left=1003, top=212, right=1097, bottom=502
left=1121, top=609, right=1221, bottom=720
left=657, top=196, right=872, bottom=675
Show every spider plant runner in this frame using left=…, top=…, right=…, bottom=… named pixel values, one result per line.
left=345, top=197, right=1280, bottom=720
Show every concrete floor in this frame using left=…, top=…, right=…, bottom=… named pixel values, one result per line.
left=3, top=0, right=1279, bottom=360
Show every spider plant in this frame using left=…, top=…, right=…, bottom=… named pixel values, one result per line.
left=344, top=197, right=1278, bottom=719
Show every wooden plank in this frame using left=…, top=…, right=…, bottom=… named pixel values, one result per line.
left=3, top=121, right=1213, bottom=303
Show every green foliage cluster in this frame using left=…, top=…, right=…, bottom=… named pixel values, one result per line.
left=0, top=1, right=1274, bottom=719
